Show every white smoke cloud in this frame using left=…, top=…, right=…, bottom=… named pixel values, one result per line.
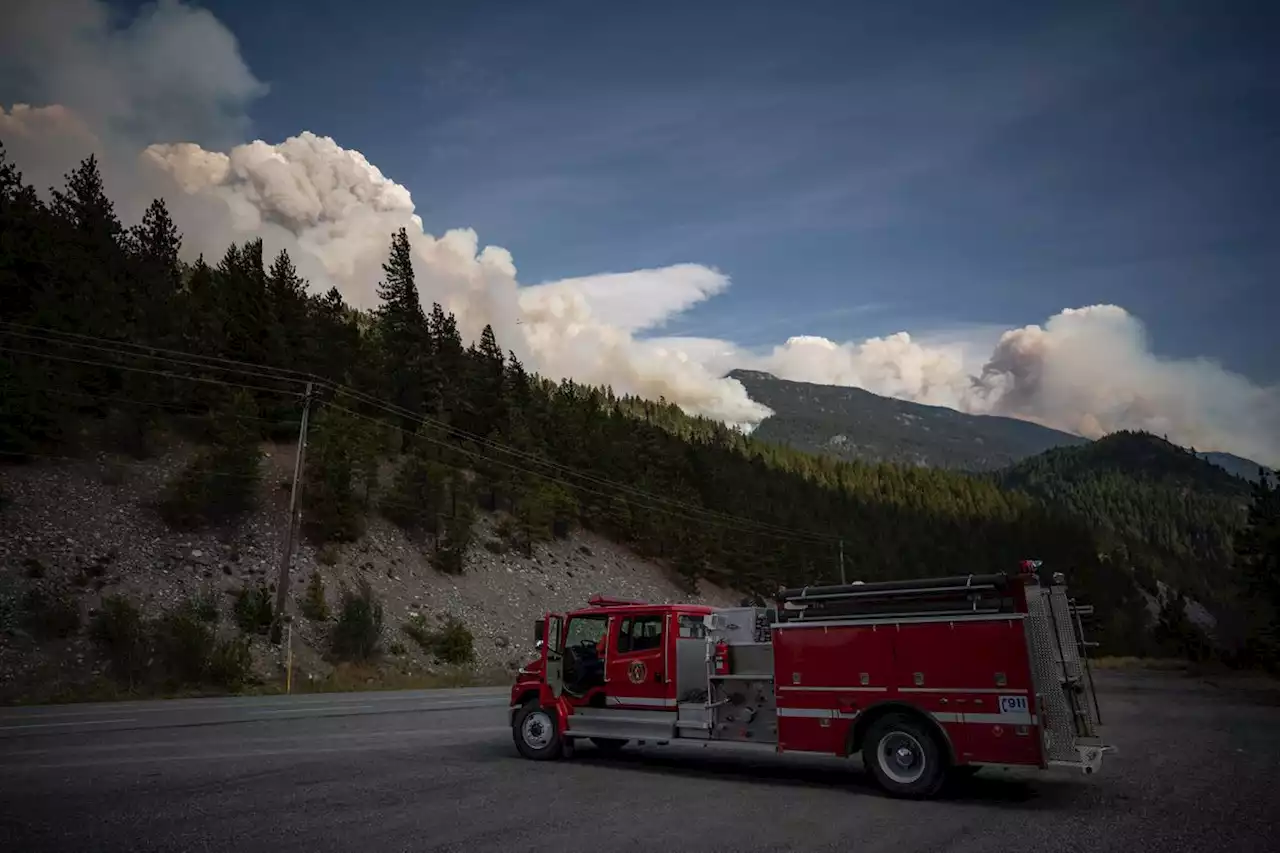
left=3, top=1, right=1277, bottom=465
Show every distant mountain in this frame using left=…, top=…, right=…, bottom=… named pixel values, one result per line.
left=1197, top=451, right=1274, bottom=484
left=729, top=369, right=1088, bottom=471
left=730, top=369, right=1274, bottom=479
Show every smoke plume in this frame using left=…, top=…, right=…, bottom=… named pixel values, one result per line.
left=3, top=0, right=1277, bottom=465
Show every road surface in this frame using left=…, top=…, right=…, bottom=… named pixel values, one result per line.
left=1, top=671, right=1277, bottom=852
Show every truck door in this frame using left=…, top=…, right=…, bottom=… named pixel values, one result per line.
left=540, top=613, right=565, bottom=698
left=604, top=609, right=674, bottom=711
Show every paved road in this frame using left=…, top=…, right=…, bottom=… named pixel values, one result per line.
left=1, top=671, right=1277, bottom=853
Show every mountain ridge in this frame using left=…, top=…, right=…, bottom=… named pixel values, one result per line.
left=729, top=369, right=1271, bottom=479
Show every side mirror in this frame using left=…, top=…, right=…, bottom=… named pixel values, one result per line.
left=535, top=639, right=545, bottom=651
left=534, top=618, right=546, bottom=645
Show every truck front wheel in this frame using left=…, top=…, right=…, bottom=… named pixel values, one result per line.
left=862, top=713, right=946, bottom=799
left=513, top=701, right=563, bottom=761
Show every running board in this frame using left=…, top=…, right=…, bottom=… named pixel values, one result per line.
left=565, top=716, right=675, bottom=740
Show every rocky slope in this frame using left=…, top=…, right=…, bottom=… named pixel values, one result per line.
left=0, top=442, right=740, bottom=703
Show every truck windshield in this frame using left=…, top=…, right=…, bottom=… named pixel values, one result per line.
left=564, top=615, right=609, bottom=647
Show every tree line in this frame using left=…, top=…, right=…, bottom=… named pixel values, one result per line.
left=1, top=144, right=1276, bottom=666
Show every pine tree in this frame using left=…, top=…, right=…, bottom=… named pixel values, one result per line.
left=127, top=198, right=183, bottom=347
left=1235, top=471, right=1280, bottom=667
left=375, top=229, right=429, bottom=429
left=159, top=390, right=263, bottom=529
left=303, top=405, right=374, bottom=544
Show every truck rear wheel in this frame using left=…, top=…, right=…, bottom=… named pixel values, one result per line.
left=862, top=713, right=946, bottom=799
left=513, top=701, right=563, bottom=761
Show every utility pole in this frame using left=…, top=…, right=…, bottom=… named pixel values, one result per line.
left=839, top=538, right=846, bottom=585
left=272, top=382, right=314, bottom=643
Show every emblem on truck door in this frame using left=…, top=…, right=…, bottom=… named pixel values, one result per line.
left=628, top=660, right=647, bottom=684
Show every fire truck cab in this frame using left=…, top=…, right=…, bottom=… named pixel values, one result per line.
left=509, top=562, right=1110, bottom=798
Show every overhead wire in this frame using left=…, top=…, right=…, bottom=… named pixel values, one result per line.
left=328, top=385, right=840, bottom=544
left=0, top=324, right=314, bottom=389
left=0, top=320, right=319, bottom=380
left=2, top=320, right=841, bottom=547
left=323, top=400, right=838, bottom=546
left=0, top=345, right=307, bottom=399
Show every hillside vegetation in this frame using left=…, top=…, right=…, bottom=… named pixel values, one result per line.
left=994, top=431, right=1252, bottom=605
left=2, top=144, right=1278, bottom=683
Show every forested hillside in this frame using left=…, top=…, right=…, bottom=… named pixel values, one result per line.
left=1, top=145, right=1276, bottom=670
left=994, top=432, right=1253, bottom=604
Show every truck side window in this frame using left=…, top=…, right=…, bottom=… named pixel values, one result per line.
left=617, top=615, right=663, bottom=654
left=678, top=615, right=706, bottom=639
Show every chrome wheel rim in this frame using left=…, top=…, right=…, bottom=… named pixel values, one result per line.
left=521, top=710, right=553, bottom=750
left=878, top=731, right=926, bottom=785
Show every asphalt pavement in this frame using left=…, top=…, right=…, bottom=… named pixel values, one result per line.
left=0, top=671, right=1277, bottom=853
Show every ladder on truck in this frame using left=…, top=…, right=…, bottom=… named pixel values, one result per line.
left=775, top=571, right=1019, bottom=622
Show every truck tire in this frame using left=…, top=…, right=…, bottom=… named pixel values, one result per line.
left=590, top=737, right=627, bottom=753
left=513, top=701, right=563, bottom=761
left=862, top=713, right=946, bottom=799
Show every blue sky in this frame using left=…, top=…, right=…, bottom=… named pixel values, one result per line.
left=118, top=0, right=1277, bottom=381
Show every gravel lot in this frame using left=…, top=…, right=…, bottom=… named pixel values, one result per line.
left=0, top=669, right=1276, bottom=852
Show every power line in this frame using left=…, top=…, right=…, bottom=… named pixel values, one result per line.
left=330, top=385, right=840, bottom=544
left=0, top=448, right=784, bottom=571
left=41, top=385, right=304, bottom=426
left=0, top=345, right=307, bottom=399
left=0, top=326, right=312, bottom=389
left=2, top=320, right=840, bottom=546
left=324, top=400, right=838, bottom=547
left=0, top=320, right=319, bottom=381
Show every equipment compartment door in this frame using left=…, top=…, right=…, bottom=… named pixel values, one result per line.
left=604, top=610, right=675, bottom=711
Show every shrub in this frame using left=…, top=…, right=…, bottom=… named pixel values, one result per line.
left=153, top=600, right=253, bottom=689
left=91, top=596, right=149, bottom=687
left=433, top=499, right=474, bottom=575
left=403, top=614, right=474, bottom=665
left=103, top=407, right=156, bottom=460
left=301, top=407, right=373, bottom=545
left=234, top=583, right=274, bottom=635
left=22, top=586, right=82, bottom=639
left=382, top=451, right=446, bottom=534
left=208, top=636, right=253, bottom=689
left=155, top=602, right=216, bottom=683
left=191, top=587, right=219, bottom=623
left=157, top=390, right=262, bottom=529
left=331, top=580, right=382, bottom=661
left=300, top=570, right=330, bottom=621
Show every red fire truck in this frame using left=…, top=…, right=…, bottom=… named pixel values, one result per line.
left=509, top=561, right=1111, bottom=798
